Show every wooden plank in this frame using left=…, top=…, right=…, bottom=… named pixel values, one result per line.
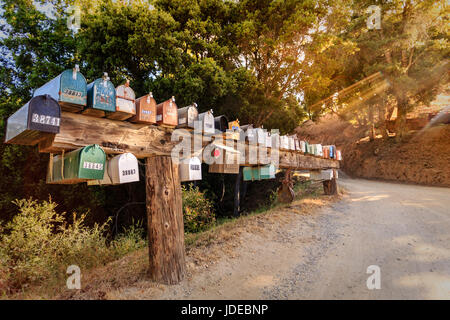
left=39, top=112, right=176, bottom=157
left=146, top=156, right=186, bottom=284
left=38, top=112, right=340, bottom=170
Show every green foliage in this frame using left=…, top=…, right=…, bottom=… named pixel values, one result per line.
left=182, top=184, right=215, bottom=233
left=0, top=198, right=145, bottom=294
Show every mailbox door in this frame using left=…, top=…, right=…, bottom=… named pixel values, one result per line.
left=189, top=157, right=202, bottom=180
left=131, top=95, right=156, bottom=123
left=214, top=115, right=228, bottom=132
left=115, top=85, right=136, bottom=114
left=108, top=153, right=139, bottom=184
left=59, top=69, right=87, bottom=108
left=178, top=105, right=198, bottom=128
left=157, top=98, right=178, bottom=126
left=203, top=112, right=215, bottom=134
left=28, top=95, right=61, bottom=134
left=87, top=79, right=116, bottom=112
left=77, top=145, right=106, bottom=180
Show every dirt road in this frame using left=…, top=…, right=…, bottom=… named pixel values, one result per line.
left=113, top=177, right=450, bottom=300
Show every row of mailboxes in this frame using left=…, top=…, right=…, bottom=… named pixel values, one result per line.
left=88, top=153, right=140, bottom=186
left=323, top=145, right=336, bottom=159
left=5, top=95, right=61, bottom=145
left=243, top=165, right=276, bottom=181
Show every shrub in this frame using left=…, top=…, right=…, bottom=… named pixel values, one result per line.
left=182, top=184, right=216, bottom=233
left=0, top=198, right=145, bottom=294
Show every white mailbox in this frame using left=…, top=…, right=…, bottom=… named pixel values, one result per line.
left=289, top=136, right=296, bottom=150
left=271, top=132, right=280, bottom=149
left=198, top=110, right=215, bottom=135
left=256, top=128, right=266, bottom=145
left=280, top=135, right=289, bottom=150
left=265, top=132, right=272, bottom=148
left=109, top=153, right=139, bottom=184
left=179, top=157, right=202, bottom=182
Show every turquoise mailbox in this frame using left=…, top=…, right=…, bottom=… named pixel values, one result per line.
left=83, top=73, right=116, bottom=117
left=33, top=65, right=87, bottom=112
left=260, top=164, right=276, bottom=180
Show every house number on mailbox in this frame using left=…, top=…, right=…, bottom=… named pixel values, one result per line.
left=82, top=161, right=104, bottom=170
left=31, top=113, right=60, bottom=126
left=122, top=169, right=136, bottom=176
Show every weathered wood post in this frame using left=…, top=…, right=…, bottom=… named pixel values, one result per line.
left=145, top=156, right=186, bottom=284
left=323, top=169, right=338, bottom=195
left=233, top=167, right=243, bottom=217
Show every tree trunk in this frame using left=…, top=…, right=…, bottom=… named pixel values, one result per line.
left=146, top=156, right=186, bottom=285
left=394, top=100, right=408, bottom=141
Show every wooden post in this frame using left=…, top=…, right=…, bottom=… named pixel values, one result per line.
left=323, top=177, right=338, bottom=195
left=233, top=167, right=243, bottom=217
left=145, top=156, right=186, bottom=284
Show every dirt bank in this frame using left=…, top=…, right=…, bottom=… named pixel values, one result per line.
left=296, top=114, right=450, bottom=187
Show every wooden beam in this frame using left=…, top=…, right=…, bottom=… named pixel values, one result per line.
left=38, top=112, right=340, bottom=171
left=146, top=156, right=186, bottom=284
left=39, top=112, right=177, bottom=157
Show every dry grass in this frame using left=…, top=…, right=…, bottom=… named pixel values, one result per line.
left=8, top=184, right=342, bottom=300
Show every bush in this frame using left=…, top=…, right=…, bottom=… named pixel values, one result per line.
left=182, top=184, right=216, bottom=233
left=0, top=198, right=145, bottom=294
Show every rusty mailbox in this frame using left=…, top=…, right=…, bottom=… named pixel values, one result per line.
left=129, top=92, right=157, bottom=124
left=5, top=95, right=61, bottom=146
left=83, top=73, right=116, bottom=117
left=33, top=65, right=87, bottom=112
left=177, top=103, right=199, bottom=129
left=107, top=80, right=136, bottom=120
left=156, top=96, right=178, bottom=127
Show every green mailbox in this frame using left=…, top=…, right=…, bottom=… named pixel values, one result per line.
left=259, top=164, right=276, bottom=180
left=243, top=167, right=261, bottom=181
left=47, top=144, right=106, bottom=184
left=33, top=65, right=87, bottom=112
left=83, top=73, right=116, bottom=117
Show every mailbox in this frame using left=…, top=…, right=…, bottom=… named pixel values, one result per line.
left=243, top=167, right=260, bottom=181
left=310, top=169, right=335, bottom=181
left=33, top=65, right=87, bottom=113
left=109, top=153, right=139, bottom=184
left=271, top=132, right=280, bottom=149
left=107, top=80, right=136, bottom=120
left=5, top=95, right=61, bottom=145
left=280, top=135, right=289, bottom=150
left=336, top=150, right=342, bottom=161
left=129, top=92, right=157, bottom=124
left=256, top=128, right=266, bottom=145
left=304, top=141, right=310, bottom=154
left=295, top=137, right=300, bottom=151
left=311, top=144, right=323, bottom=157
left=198, top=110, right=215, bottom=134
left=323, top=146, right=330, bottom=159
left=87, top=153, right=139, bottom=185
left=156, top=96, right=178, bottom=127
left=240, top=124, right=257, bottom=143
left=289, top=136, right=296, bottom=150
left=265, top=132, right=272, bottom=148
left=84, top=73, right=116, bottom=117
left=260, top=164, right=276, bottom=179
left=47, top=144, right=106, bottom=184
left=226, top=119, right=241, bottom=140
left=214, top=115, right=228, bottom=133
left=208, top=143, right=240, bottom=174
left=179, top=157, right=202, bottom=182
left=177, top=103, right=198, bottom=128
left=300, top=140, right=306, bottom=153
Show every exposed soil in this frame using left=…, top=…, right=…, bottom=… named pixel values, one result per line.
left=296, top=114, right=450, bottom=187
